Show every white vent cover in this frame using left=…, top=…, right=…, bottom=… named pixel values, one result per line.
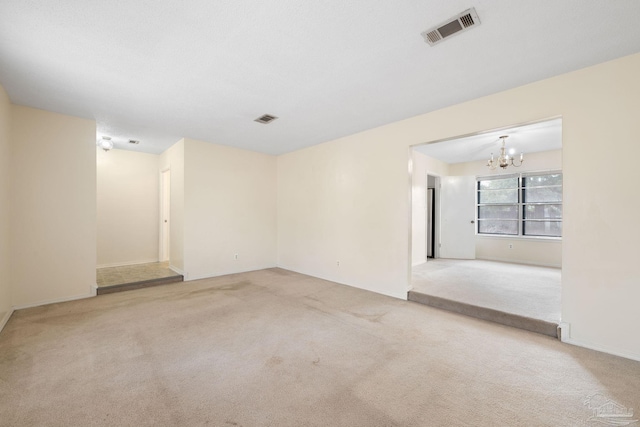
left=254, top=114, right=279, bottom=124
left=421, top=8, right=480, bottom=46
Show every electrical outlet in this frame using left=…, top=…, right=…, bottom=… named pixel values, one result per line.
left=336, top=261, right=340, bottom=267
left=234, top=253, right=238, bottom=260
left=508, top=244, right=513, bottom=249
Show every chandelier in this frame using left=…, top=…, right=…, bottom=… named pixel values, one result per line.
left=487, top=135, right=523, bottom=170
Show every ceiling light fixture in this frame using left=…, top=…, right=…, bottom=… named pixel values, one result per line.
left=97, top=136, right=114, bottom=152
left=487, top=136, right=523, bottom=169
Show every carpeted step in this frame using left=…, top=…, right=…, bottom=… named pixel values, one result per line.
left=97, top=275, right=184, bottom=295
left=408, top=290, right=558, bottom=338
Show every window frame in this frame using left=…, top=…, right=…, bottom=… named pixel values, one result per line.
left=476, top=170, right=562, bottom=239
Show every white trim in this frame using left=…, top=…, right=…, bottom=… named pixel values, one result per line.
left=97, top=259, right=159, bottom=269
left=13, top=291, right=95, bottom=310
left=275, top=265, right=408, bottom=300
left=407, top=148, right=414, bottom=296
left=169, top=265, right=184, bottom=276
left=159, top=168, right=171, bottom=262
left=562, top=337, right=640, bottom=363
left=475, top=256, right=561, bottom=269
left=0, top=308, right=14, bottom=333
left=476, top=234, right=562, bottom=243
left=185, top=266, right=276, bottom=283
left=560, top=323, right=640, bottom=362
left=410, top=115, right=563, bottom=148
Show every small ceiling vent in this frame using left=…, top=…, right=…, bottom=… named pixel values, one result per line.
left=128, top=139, right=140, bottom=144
left=421, top=8, right=480, bottom=46
left=254, top=114, right=278, bottom=124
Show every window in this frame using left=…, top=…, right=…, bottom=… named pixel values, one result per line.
left=476, top=171, right=562, bottom=238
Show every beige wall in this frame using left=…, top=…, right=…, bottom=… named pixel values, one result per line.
left=159, top=139, right=185, bottom=272
left=183, top=138, right=277, bottom=280
left=0, top=85, right=11, bottom=325
left=278, top=131, right=410, bottom=298
left=10, top=106, right=96, bottom=307
left=277, top=53, right=640, bottom=359
left=475, top=237, right=562, bottom=268
left=97, top=149, right=160, bottom=267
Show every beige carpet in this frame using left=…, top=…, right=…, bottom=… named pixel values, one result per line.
left=1, top=268, right=638, bottom=426
left=412, top=259, right=561, bottom=323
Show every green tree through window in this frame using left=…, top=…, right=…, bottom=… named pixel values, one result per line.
left=477, top=172, right=562, bottom=237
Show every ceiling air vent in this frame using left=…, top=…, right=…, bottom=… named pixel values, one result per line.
left=128, top=139, right=140, bottom=145
left=254, top=114, right=278, bottom=124
left=421, top=8, right=480, bottom=46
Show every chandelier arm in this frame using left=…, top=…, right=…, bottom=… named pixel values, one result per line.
left=486, top=135, right=524, bottom=170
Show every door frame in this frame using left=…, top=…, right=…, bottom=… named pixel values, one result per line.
left=426, top=174, right=441, bottom=260
left=159, top=168, right=171, bottom=262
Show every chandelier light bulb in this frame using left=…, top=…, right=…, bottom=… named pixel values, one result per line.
left=97, top=136, right=113, bottom=152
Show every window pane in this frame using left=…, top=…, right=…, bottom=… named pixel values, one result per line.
left=524, top=204, right=562, bottom=220
left=523, top=221, right=562, bottom=237
left=478, top=189, right=518, bottom=204
left=524, top=174, right=562, bottom=187
left=523, top=186, right=562, bottom=203
left=478, top=220, right=518, bottom=235
left=479, top=177, right=518, bottom=190
left=478, top=205, right=518, bottom=220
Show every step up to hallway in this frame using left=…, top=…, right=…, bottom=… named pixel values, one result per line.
left=96, top=261, right=184, bottom=295
left=97, top=275, right=183, bottom=295
left=408, top=290, right=559, bottom=338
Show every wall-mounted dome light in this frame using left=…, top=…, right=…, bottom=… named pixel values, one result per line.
left=97, top=136, right=114, bottom=152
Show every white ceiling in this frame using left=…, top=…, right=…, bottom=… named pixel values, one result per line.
left=1, top=1, right=639, bottom=155
left=413, top=117, right=562, bottom=164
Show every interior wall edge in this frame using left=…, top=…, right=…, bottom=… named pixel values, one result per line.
left=184, top=264, right=278, bottom=282
left=11, top=290, right=95, bottom=311
left=561, top=334, right=640, bottom=363
left=169, top=265, right=185, bottom=276
left=276, top=265, right=409, bottom=301
left=0, top=308, right=14, bottom=334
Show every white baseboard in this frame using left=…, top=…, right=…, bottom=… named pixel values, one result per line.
left=560, top=323, right=640, bottom=362
left=275, top=265, right=408, bottom=301
left=475, top=256, right=561, bottom=269
left=185, top=266, right=276, bottom=282
left=97, top=259, right=159, bottom=269
left=169, top=265, right=185, bottom=276
left=0, top=308, right=14, bottom=334
left=13, top=291, right=95, bottom=310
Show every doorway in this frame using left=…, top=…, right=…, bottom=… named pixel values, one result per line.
left=409, top=117, right=563, bottom=336
left=160, top=169, right=171, bottom=262
left=426, top=187, right=434, bottom=258
left=425, top=174, right=439, bottom=259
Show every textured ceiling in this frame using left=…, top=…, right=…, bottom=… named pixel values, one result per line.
left=1, top=1, right=640, bottom=155
left=413, top=118, right=562, bottom=164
